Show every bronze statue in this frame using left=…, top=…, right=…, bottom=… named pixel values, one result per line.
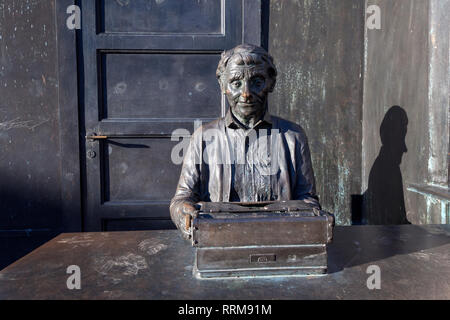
left=170, top=44, right=320, bottom=240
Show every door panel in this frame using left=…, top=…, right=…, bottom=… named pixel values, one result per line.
left=101, top=53, right=222, bottom=119
left=100, top=0, right=223, bottom=34
left=81, top=0, right=262, bottom=231
left=103, top=138, right=182, bottom=202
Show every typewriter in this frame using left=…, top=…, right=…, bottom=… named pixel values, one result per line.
left=191, top=200, right=335, bottom=279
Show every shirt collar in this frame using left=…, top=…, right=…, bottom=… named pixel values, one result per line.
left=225, top=108, right=272, bottom=129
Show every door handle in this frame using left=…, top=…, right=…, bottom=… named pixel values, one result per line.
left=85, top=134, right=108, bottom=140
left=86, top=134, right=173, bottom=140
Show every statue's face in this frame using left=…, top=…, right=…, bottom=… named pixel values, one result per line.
left=222, top=56, right=272, bottom=121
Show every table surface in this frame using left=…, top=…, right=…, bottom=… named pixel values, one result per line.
left=0, top=225, right=449, bottom=300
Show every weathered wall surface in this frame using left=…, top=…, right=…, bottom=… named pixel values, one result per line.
left=362, top=0, right=449, bottom=224
left=268, top=0, right=365, bottom=225
left=0, top=0, right=61, bottom=269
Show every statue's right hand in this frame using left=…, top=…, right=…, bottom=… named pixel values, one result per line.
left=180, top=203, right=198, bottom=232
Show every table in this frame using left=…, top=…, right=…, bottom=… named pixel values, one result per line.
left=0, top=225, right=449, bottom=299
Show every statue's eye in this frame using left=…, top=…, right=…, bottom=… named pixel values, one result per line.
left=252, top=77, right=265, bottom=88
left=231, top=80, right=242, bottom=88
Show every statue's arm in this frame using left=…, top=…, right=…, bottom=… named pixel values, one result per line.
left=293, top=131, right=321, bottom=209
left=170, top=135, right=201, bottom=239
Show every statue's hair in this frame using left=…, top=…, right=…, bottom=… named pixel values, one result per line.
left=216, top=44, right=277, bottom=89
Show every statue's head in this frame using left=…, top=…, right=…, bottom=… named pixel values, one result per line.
left=380, top=106, right=408, bottom=165
left=216, top=44, right=277, bottom=123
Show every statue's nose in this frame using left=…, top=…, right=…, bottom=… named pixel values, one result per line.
left=241, top=82, right=251, bottom=101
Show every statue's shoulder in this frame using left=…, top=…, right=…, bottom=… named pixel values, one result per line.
left=191, top=117, right=223, bottom=138
left=202, top=118, right=222, bottom=130
left=271, top=115, right=308, bottom=140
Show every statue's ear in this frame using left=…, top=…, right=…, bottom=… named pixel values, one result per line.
left=267, top=67, right=277, bottom=92
left=268, top=78, right=276, bottom=92
left=218, top=77, right=226, bottom=94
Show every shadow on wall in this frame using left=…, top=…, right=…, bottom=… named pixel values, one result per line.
left=356, top=106, right=411, bottom=225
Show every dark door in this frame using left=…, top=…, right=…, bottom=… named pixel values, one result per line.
left=80, top=0, right=262, bottom=231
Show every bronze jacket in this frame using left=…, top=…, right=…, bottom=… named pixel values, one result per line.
left=170, top=112, right=319, bottom=236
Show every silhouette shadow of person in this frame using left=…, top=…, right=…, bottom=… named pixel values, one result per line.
left=363, top=106, right=411, bottom=225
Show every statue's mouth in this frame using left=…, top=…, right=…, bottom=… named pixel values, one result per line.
left=238, top=102, right=257, bottom=108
